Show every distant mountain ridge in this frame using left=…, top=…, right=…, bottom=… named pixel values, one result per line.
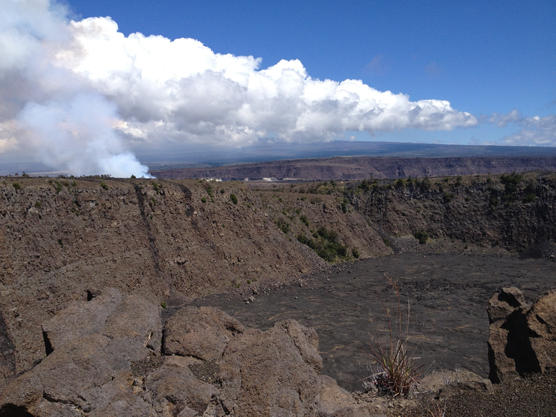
left=142, top=140, right=556, bottom=170
left=151, top=156, right=556, bottom=181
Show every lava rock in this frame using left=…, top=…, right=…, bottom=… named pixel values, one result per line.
left=163, top=305, right=244, bottom=361
left=487, top=288, right=556, bottom=383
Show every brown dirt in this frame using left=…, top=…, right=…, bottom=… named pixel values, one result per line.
left=443, top=369, right=556, bottom=417
left=0, top=176, right=389, bottom=375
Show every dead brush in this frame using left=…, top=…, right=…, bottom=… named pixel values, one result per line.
left=426, top=400, right=447, bottom=417
left=365, top=277, right=422, bottom=397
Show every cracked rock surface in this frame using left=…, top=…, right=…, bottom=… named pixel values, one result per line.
left=0, top=288, right=372, bottom=417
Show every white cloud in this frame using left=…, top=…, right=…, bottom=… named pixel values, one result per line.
left=1, top=0, right=478, bottom=175
left=489, top=109, right=523, bottom=127
left=60, top=18, right=477, bottom=143
left=486, top=109, right=556, bottom=146
left=503, top=115, right=556, bottom=146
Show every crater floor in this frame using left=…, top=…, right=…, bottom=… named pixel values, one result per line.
left=195, top=253, right=556, bottom=391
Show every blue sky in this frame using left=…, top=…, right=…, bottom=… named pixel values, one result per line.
left=64, top=0, right=555, bottom=145
left=0, top=0, right=554, bottom=176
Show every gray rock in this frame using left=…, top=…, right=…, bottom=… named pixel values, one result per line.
left=217, top=320, right=322, bottom=416
left=88, top=392, right=154, bottom=417
left=41, top=287, right=122, bottom=352
left=0, top=289, right=162, bottom=416
left=163, top=306, right=244, bottom=361
left=0, top=292, right=379, bottom=417
left=146, top=356, right=217, bottom=416
left=487, top=288, right=556, bottom=383
left=316, top=375, right=371, bottom=417
left=526, top=289, right=556, bottom=372
left=417, top=368, right=492, bottom=396
left=486, top=287, right=528, bottom=324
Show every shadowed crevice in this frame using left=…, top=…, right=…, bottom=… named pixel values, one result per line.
left=42, top=330, right=53, bottom=356
left=0, top=404, right=34, bottom=417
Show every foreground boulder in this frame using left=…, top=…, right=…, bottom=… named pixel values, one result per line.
left=0, top=288, right=371, bottom=417
left=487, top=287, right=556, bottom=383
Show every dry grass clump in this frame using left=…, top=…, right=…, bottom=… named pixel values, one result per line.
left=366, top=277, right=422, bottom=397
left=427, top=400, right=446, bottom=417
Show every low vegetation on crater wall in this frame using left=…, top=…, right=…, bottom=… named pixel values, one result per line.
left=1, top=170, right=555, bottom=379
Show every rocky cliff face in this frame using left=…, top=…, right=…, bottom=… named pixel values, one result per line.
left=1, top=171, right=555, bottom=387
left=0, top=177, right=389, bottom=379
left=348, top=172, right=556, bottom=254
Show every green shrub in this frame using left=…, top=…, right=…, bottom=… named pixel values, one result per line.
left=442, top=193, right=454, bottom=203
left=414, top=230, right=429, bottom=244
left=152, top=181, right=160, bottom=193
left=100, top=182, right=108, bottom=190
left=300, top=215, right=309, bottom=227
left=502, top=194, right=515, bottom=205
left=160, top=302, right=167, bottom=309
left=352, top=248, right=360, bottom=259
left=341, top=198, right=349, bottom=213
left=297, top=226, right=351, bottom=262
left=12, top=182, right=21, bottom=190
left=201, top=197, right=207, bottom=203
left=500, top=172, right=523, bottom=194
left=523, top=194, right=536, bottom=203
left=230, top=193, right=238, bottom=204
left=418, top=177, right=431, bottom=192
left=35, top=201, right=42, bottom=209
left=297, top=233, right=308, bottom=244
left=358, top=179, right=375, bottom=191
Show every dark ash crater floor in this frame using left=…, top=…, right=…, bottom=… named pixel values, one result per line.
left=195, top=253, right=556, bottom=392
